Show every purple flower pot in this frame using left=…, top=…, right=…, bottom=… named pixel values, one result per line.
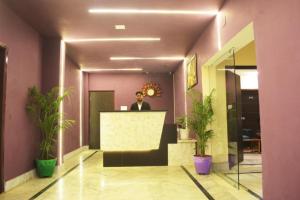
left=194, top=155, right=212, bottom=174
left=228, top=154, right=236, bottom=169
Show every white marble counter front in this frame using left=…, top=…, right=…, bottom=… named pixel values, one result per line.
left=100, top=111, right=166, bottom=151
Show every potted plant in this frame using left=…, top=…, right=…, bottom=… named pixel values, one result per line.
left=176, top=116, right=189, bottom=140
left=26, top=86, right=74, bottom=177
left=187, top=89, right=214, bottom=174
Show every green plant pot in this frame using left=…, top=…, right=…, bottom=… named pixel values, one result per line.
left=36, top=159, right=57, bottom=177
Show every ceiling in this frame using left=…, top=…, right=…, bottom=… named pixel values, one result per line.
left=4, top=0, right=225, bottom=73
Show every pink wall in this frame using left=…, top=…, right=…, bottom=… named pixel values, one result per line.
left=63, top=56, right=81, bottom=154
left=88, top=73, right=174, bottom=123
left=0, top=2, right=42, bottom=180
left=173, top=0, right=300, bottom=199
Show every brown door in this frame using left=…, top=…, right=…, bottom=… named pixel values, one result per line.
left=89, top=91, right=114, bottom=149
left=0, top=45, right=7, bottom=192
left=226, top=70, right=243, bottom=163
left=241, top=90, right=260, bottom=132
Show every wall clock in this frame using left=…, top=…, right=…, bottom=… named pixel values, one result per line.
left=142, top=82, right=161, bottom=97
left=146, top=88, right=155, bottom=96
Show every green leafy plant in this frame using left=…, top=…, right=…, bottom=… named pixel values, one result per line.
left=176, top=116, right=187, bottom=129
left=187, top=89, right=214, bottom=156
left=26, top=86, right=74, bottom=160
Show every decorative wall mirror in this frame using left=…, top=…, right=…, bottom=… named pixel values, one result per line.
left=142, top=82, right=161, bottom=97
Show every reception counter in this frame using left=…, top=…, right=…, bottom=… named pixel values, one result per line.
left=100, top=111, right=166, bottom=151
left=99, top=111, right=177, bottom=167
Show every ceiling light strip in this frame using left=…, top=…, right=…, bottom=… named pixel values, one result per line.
left=58, top=40, right=66, bottom=166
left=81, top=68, right=143, bottom=72
left=64, top=38, right=160, bottom=43
left=89, top=9, right=218, bottom=15
left=110, top=57, right=184, bottom=60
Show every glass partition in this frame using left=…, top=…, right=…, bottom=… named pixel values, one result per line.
left=236, top=67, right=262, bottom=197
left=202, top=46, right=262, bottom=197
left=202, top=48, right=240, bottom=187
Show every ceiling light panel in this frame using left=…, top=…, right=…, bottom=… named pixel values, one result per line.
left=115, top=25, right=126, bottom=30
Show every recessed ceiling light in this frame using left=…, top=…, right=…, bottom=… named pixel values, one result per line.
left=110, top=56, right=185, bottom=61
left=81, top=68, right=143, bottom=72
left=64, top=37, right=160, bottom=43
left=115, top=25, right=126, bottom=30
left=89, top=9, right=218, bottom=15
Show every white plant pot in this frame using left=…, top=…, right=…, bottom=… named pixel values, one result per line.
left=179, top=128, right=189, bottom=140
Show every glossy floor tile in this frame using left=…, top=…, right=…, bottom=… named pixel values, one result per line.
left=184, top=166, right=259, bottom=200
left=0, top=150, right=96, bottom=200
left=222, top=153, right=262, bottom=198
left=0, top=150, right=261, bottom=200
left=35, top=152, right=207, bottom=200
left=242, top=154, right=262, bottom=165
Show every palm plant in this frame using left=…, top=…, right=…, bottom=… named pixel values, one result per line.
left=176, top=116, right=187, bottom=129
left=26, top=86, right=74, bottom=160
left=187, top=89, right=214, bottom=156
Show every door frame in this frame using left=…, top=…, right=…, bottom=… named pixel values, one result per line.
left=88, top=90, right=115, bottom=148
left=0, top=43, right=8, bottom=192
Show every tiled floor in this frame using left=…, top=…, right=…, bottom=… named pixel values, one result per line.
left=0, top=150, right=261, bottom=200
left=238, top=153, right=262, bottom=197
left=185, top=166, right=259, bottom=200
left=0, top=150, right=96, bottom=200
left=222, top=153, right=262, bottom=198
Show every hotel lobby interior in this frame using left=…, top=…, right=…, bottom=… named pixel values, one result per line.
left=0, top=0, right=300, bottom=199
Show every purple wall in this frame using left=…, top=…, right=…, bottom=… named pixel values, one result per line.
left=42, top=42, right=82, bottom=155
left=1, top=1, right=300, bottom=198
left=173, top=0, right=300, bottom=199
left=63, top=56, right=80, bottom=154
left=41, top=38, right=60, bottom=93
left=83, top=73, right=89, bottom=146
left=254, top=1, right=300, bottom=199
left=0, top=2, right=42, bottom=180
left=173, top=12, right=219, bottom=118
left=174, top=0, right=254, bottom=117
left=173, top=64, right=185, bottom=118
left=88, top=73, right=174, bottom=123
left=0, top=2, right=83, bottom=181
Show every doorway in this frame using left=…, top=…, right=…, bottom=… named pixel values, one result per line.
left=89, top=91, right=114, bottom=149
left=201, top=23, right=262, bottom=198
left=0, top=44, right=7, bottom=193
left=234, top=65, right=262, bottom=196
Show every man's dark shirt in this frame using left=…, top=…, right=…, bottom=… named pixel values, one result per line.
left=130, top=101, right=151, bottom=111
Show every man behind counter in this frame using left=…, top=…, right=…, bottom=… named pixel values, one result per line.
left=130, top=91, right=151, bottom=111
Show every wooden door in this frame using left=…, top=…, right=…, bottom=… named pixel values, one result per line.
left=89, top=91, right=114, bottom=149
left=241, top=90, right=260, bottom=133
left=226, top=70, right=243, bottom=163
left=0, top=45, right=7, bottom=192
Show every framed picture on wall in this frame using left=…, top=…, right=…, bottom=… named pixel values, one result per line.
left=187, top=54, right=198, bottom=90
